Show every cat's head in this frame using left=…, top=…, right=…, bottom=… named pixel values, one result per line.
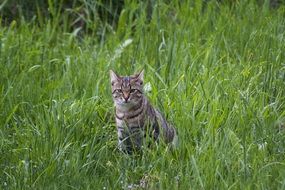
left=110, top=70, right=144, bottom=107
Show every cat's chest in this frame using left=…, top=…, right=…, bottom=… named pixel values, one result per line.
left=115, top=115, right=146, bottom=127
left=115, top=107, right=147, bottom=126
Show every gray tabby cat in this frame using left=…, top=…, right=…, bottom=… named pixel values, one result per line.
left=110, top=70, right=178, bottom=153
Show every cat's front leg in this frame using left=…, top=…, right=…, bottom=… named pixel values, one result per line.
left=117, top=127, right=125, bottom=151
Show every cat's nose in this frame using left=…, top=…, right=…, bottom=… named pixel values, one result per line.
left=123, top=93, right=129, bottom=102
left=124, top=96, right=129, bottom=102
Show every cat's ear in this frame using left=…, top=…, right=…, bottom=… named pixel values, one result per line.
left=110, top=70, right=120, bottom=85
left=136, top=70, right=144, bottom=82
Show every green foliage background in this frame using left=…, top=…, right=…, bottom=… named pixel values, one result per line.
left=0, top=0, right=285, bottom=189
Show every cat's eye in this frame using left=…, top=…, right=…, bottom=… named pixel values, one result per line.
left=130, top=89, right=137, bottom=93
left=116, top=89, right=122, bottom=93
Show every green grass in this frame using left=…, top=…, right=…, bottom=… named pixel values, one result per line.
left=1, top=1, right=285, bottom=189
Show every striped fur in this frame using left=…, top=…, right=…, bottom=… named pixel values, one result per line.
left=110, top=70, right=178, bottom=153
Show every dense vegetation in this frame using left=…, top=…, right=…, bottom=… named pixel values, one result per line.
left=1, top=0, right=285, bottom=189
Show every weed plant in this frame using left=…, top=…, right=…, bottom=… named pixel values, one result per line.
left=0, top=0, right=285, bottom=189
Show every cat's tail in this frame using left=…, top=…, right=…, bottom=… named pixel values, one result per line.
left=171, top=126, right=179, bottom=149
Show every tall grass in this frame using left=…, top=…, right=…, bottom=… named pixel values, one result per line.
left=1, top=0, right=285, bottom=189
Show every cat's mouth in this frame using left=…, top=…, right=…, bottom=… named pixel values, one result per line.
left=117, top=100, right=134, bottom=107
left=118, top=101, right=131, bottom=105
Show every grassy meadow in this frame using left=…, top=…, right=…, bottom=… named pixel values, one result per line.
left=1, top=1, right=285, bottom=189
